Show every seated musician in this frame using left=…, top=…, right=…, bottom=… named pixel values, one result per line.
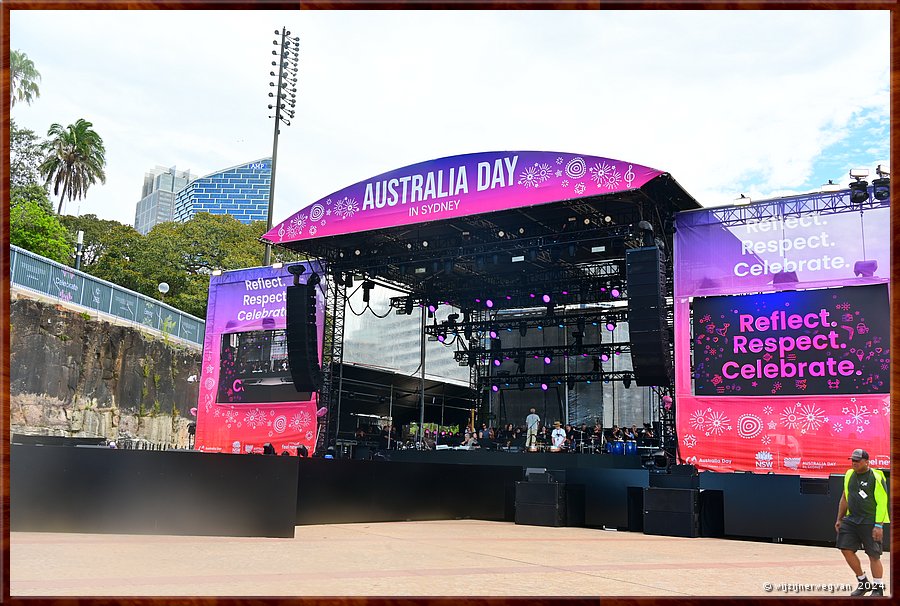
left=623, top=425, right=636, bottom=441
left=551, top=421, right=566, bottom=450
left=611, top=424, right=624, bottom=441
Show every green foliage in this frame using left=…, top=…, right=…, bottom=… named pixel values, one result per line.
left=11, top=119, right=44, bottom=189
left=10, top=184, right=73, bottom=263
left=39, top=118, right=107, bottom=214
left=11, top=50, right=41, bottom=107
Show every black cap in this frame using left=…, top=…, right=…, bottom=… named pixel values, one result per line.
left=849, top=449, right=869, bottom=461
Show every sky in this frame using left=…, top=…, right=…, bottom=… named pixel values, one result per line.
left=9, top=9, right=890, bottom=228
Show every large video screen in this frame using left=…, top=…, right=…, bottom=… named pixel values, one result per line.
left=692, top=284, right=889, bottom=397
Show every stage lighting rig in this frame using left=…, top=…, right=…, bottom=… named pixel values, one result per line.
left=873, top=164, right=890, bottom=201
left=848, top=168, right=870, bottom=204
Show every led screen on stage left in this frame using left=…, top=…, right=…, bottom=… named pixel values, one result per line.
left=194, top=263, right=324, bottom=455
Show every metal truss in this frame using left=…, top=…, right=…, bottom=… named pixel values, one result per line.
left=317, top=275, right=346, bottom=453
left=682, top=189, right=888, bottom=228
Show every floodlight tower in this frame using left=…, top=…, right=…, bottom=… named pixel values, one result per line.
left=263, top=27, right=300, bottom=266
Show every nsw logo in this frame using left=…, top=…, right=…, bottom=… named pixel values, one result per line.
left=755, top=451, right=774, bottom=469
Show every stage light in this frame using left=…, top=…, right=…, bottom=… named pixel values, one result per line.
left=428, top=303, right=438, bottom=314
left=519, top=321, right=527, bottom=337
left=606, top=321, right=616, bottom=331
left=491, top=384, right=499, bottom=392
left=542, top=294, right=551, bottom=303
left=872, top=176, right=891, bottom=200
left=354, top=249, right=361, bottom=256
left=601, top=351, right=609, bottom=362
left=592, top=356, right=600, bottom=372
left=518, top=227, right=525, bottom=234
left=543, top=354, right=552, bottom=365
left=498, top=230, right=505, bottom=237
left=849, top=168, right=869, bottom=179
left=486, top=299, right=494, bottom=308
left=493, top=359, right=501, bottom=367
left=516, top=352, right=526, bottom=374
left=540, top=383, right=548, bottom=391
left=849, top=180, right=869, bottom=204
left=529, top=293, right=536, bottom=299
left=623, top=372, right=632, bottom=389
left=489, top=329, right=498, bottom=339
left=610, top=288, right=621, bottom=298
left=853, top=260, right=878, bottom=277
left=361, top=280, right=375, bottom=303
left=437, top=334, right=446, bottom=343
left=422, top=240, right=429, bottom=247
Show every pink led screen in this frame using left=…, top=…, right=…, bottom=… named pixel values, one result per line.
left=673, top=202, right=890, bottom=476
left=194, top=264, right=324, bottom=456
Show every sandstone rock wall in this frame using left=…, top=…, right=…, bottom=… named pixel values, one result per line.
left=10, top=295, right=202, bottom=448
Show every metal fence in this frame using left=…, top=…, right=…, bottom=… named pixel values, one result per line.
left=9, top=245, right=205, bottom=346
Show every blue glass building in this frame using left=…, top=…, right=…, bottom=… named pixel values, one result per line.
left=174, top=157, right=272, bottom=225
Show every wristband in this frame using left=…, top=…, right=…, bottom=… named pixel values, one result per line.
left=874, top=524, right=883, bottom=528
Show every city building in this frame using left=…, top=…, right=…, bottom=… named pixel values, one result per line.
left=173, top=157, right=272, bottom=225
left=133, top=166, right=196, bottom=235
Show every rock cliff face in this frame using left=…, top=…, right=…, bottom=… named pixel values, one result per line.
left=10, top=295, right=202, bottom=447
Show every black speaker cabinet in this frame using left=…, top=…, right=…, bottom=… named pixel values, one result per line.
left=516, top=481, right=566, bottom=527
left=643, top=487, right=699, bottom=538
left=625, top=247, right=673, bottom=386
left=286, top=283, right=322, bottom=392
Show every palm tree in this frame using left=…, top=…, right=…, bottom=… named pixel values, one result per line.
left=39, top=119, right=107, bottom=214
left=11, top=50, right=41, bottom=107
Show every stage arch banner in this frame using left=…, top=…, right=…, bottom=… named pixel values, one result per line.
left=263, top=151, right=663, bottom=243
left=673, top=201, right=890, bottom=476
left=194, top=264, right=324, bottom=456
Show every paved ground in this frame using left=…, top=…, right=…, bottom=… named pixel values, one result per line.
left=10, top=520, right=891, bottom=597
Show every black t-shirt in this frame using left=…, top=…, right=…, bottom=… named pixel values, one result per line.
left=845, top=468, right=879, bottom=525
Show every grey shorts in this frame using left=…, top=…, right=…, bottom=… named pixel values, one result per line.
left=836, top=519, right=883, bottom=558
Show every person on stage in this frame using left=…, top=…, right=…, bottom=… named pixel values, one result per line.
left=835, top=449, right=889, bottom=596
left=525, top=408, right=540, bottom=449
left=551, top=421, right=566, bottom=451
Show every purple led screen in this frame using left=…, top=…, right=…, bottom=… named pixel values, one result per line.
left=264, top=151, right=663, bottom=243
left=674, top=205, right=890, bottom=298
left=692, top=284, right=889, bottom=397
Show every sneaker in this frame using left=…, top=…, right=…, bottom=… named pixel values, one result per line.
left=851, top=579, right=871, bottom=597
left=869, top=584, right=884, bottom=597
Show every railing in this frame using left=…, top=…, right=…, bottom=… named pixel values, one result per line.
left=9, top=245, right=205, bottom=346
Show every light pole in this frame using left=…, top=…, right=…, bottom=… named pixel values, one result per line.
left=74, top=230, right=84, bottom=270
left=263, top=26, right=300, bottom=266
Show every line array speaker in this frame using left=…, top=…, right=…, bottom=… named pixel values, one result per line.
left=626, top=246, right=673, bottom=386
left=286, top=282, right=322, bottom=392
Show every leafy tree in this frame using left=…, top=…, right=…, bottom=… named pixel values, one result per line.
left=10, top=184, right=73, bottom=263
left=10, top=119, right=44, bottom=189
left=59, top=214, right=142, bottom=269
left=39, top=118, right=107, bottom=214
left=11, top=50, right=41, bottom=107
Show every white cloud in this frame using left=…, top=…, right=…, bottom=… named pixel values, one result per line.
left=10, top=9, right=889, bottom=224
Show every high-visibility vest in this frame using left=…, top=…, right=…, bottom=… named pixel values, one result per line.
left=843, top=468, right=890, bottom=524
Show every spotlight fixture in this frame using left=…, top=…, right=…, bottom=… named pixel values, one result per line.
left=734, top=194, right=751, bottom=204
left=849, top=180, right=869, bottom=204
left=540, top=383, right=549, bottom=391
left=622, top=372, right=632, bottom=389
left=361, top=280, right=375, bottom=303
left=873, top=165, right=890, bottom=201
left=519, top=320, right=527, bottom=337
left=606, top=321, right=616, bottom=332
left=491, top=385, right=499, bottom=393
left=543, top=353, right=552, bottom=365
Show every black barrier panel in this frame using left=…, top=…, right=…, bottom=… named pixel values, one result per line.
left=295, top=458, right=522, bottom=525
left=385, top=449, right=643, bottom=470
left=698, top=472, right=879, bottom=545
left=11, top=444, right=298, bottom=538
left=566, top=468, right=650, bottom=530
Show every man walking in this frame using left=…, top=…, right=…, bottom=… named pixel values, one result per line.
left=835, top=448, right=889, bottom=596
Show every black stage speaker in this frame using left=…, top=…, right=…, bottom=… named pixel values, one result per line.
left=643, top=487, right=699, bottom=538
left=286, top=282, right=322, bottom=392
left=626, top=247, right=673, bottom=386
left=515, top=481, right=566, bottom=527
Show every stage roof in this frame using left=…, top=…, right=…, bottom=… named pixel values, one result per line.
left=265, top=151, right=701, bottom=299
